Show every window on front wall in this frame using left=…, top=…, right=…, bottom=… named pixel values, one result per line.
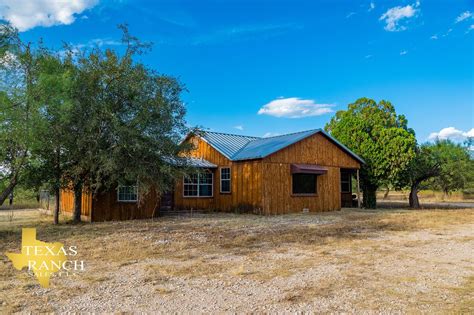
left=220, top=167, right=231, bottom=193
left=117, top=185, right=138, bottom=202
left=183, top=172, right=213, bottom=197
left=292, top=173, right=317, bottom=194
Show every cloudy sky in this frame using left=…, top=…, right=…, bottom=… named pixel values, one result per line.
left=1, top=0, right=472, bottom=142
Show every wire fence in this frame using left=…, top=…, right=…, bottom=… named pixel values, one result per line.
left=39, top=190, right=56, bottom=211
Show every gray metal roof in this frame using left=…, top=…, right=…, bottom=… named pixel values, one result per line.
left=186, top=157, right=218, bottom=168
left=200, top=132, right=259, bottom=159
left=232, top=129, right=320, bottom=160
left=165, top=156, right=217, bottom=168
left=197, top=129, right=365, bottom=164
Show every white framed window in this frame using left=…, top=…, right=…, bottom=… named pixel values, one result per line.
left=220, top=167, right=231, bottom=193
left=117, top=185, right=138, bottom=202
left=183, top=172, right=213, bottom=197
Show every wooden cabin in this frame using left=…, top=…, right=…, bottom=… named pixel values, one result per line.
left=56, top=129, right=364, bottom=221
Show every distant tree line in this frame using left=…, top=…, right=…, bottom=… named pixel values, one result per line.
left=0, top=23, right=194, bottom=223
left=325, top=98, right=473, bottom=208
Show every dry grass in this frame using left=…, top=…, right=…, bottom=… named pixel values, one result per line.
left=378, top=189, right=474, bottom=202
left=0, top=207, right=473, bottom=312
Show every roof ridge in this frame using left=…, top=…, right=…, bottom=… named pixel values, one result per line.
left=230, top=139, right=256, bottom=159
left=202, top=130, right=261, bottom=139
left=256, top=128, right=322, bottom=140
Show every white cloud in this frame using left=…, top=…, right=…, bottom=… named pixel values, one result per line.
left=346, top=12, right=356, bottom=18
left=365, top=54, right=373, bottom=59
left=400, top=50, right=408, bottom=55
left=234, top=125, right=244, bottom=131
left=430, top=34, right=438, bottom=40
left=87, top=38, right=121, bottom=47
left=0, top=0, right=98, bottom=31
left=443, top=28, right=453, bottom=37
left=257, top=97, right=334, bottom=119
left=368, top=2, right=375, bottom=12
left=467, top=24, right=474, bottom=33
left=455, top=11, right=472, bottom=23
left=379, top=2, right=420, bottom=32
left=428, top=127, right=474, bottom=141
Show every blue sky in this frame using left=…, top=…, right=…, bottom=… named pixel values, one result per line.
left=2, top=0, right=473, bottom=142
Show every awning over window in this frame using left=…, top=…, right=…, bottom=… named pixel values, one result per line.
left=290, top=164, right=328, bottom=175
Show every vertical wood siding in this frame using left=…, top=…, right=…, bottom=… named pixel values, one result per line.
left=63, top=131, right=361, bottom=220
left=91, top=188, right=159, bottom=222
left=174, top=137, right=263, bottom=211
left=59, top=189, right=93, bottom=219
left=261, top=133, right=360, bottom=214
left=175, top=133, right=360, bottom=214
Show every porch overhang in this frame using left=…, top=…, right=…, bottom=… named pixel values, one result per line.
left=166, top=156, right=217, bottom=168
left=290, top=164, right=328, bottom=175
left=186, top=157, right=217, bottom=168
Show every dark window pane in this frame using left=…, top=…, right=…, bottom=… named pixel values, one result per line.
left=221, top=168, right=230, bottom=180
left=199, top=173, right=212, bottom=184
left=184, top=184, right=198, bottom=196
left=341, top=172, right=351, bottom=182
left=118, top=185, right=138, bottom=201
left=292, top=174, right=317, bottom=194
left=341, top=182, right=351, bottom=193
left=221, top=180, right=230, bottom=193
left=199, top=184, right=212, bottom=196
left=341, top=172, right=352, bottom=193
left=184, top=174, right=198, bottom=184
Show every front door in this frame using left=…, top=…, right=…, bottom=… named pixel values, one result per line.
left=340, top=169, right=353, bottom=207
left=160, top=191, right=174, bottom=210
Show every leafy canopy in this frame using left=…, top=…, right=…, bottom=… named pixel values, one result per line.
left=325, top=97, right=416, bottom=207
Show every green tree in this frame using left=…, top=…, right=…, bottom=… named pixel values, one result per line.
left=1, top=23, right=194, bottom=223
left=325, top=97, right=416, bottom=208
left=0, top=24, right=40, bottom=206
left=427, top=140, right=471, bottom=197
left=32, top=52, right=76, bottom=223
left=65, top=25, right=193, bottom=221
left=395, top=144, right=441, bottom=208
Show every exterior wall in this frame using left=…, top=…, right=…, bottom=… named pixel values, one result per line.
left=174, top=136, right=264, bottom=211
left=60, top=189, right=93, bottom=221
left=60, top=187, right=158, bottom=222
left=91, top=188, right=159, bottom=222
left=58, top=132, right=361, bottom=220
left=261, top=133, right=360, bottom=214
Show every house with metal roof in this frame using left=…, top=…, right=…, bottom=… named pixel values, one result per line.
left=170, top=129, right=364, bottom=215
left=57, top=128, right=364, bottom=220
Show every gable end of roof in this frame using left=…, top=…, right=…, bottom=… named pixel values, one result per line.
left=187, top=129, right=365, bottom=164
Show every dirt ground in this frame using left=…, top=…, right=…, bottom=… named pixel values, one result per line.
left=0, top=208, right=473, bottom=313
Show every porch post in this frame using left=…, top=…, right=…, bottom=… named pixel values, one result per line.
left=356, top=169, right=361, bottom=208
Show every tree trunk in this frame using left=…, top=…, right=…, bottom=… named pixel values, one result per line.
left=409, top=183, right=420, bottom=209
left=383, top=187, right=390, bottom=199
left=443, top=189, right=449, bottom=200
left=54, top=187, right=60, bottom=225
left=73, top=182, right=82, bottom=223
left=0, top=177, right=18, bottom=206
left=363, top=185, right=377, bottom=208
left=0, top=150, right=27, bottom=205
left=54, top=147, right=61, bottom=225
